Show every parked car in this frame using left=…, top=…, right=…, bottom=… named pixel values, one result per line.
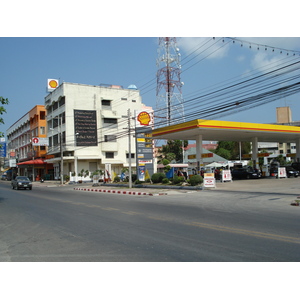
left=11, top=176, right=33, bottom=190
left=291, top=162, right=300, bottom=172
left=285, top=166, right=299, bottom=178
left=231, top=167, right=261, bottom=179
left=1, top=174, right=7, bottom=180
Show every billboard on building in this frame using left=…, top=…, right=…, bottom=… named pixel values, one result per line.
left=32, top=137, right=49, bottom=146
left=74, top=110, right=98, bottom=146
left=47, top=79, right=59, bottom=93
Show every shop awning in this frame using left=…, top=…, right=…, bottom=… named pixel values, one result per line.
left=17, top=159, right=47, bottom=165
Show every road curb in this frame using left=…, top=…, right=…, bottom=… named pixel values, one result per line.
left=73, top=187, right=168, bottom=196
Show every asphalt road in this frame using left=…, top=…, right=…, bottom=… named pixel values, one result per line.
left=0, top=178, right=300, bottom=262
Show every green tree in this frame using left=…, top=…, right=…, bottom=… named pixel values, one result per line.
left=214, top=141, right=251, bottom=160
left=0, top=97, right=9, bottom=139
left=214, top=147, right=231, bottom=160
left=274, top=154, right=286, bottom=166
left=160, top=140, right=188, bottom=163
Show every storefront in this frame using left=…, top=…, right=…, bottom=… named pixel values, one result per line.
left=17, top=159, right=53, bottom=181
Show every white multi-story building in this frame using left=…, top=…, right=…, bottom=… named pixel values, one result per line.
left=45, top=82, right=150, bottom=181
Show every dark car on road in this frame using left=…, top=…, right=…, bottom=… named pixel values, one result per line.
left=11, top=176, right=33, bottom=190
left=285, top=166, right=299, bottom=178
left=231, top=167, right=261, bottom=179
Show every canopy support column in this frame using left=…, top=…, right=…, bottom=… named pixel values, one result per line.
left=196, top=135, right=203, bottom=174
left=251, top=137, right=259, bottom=170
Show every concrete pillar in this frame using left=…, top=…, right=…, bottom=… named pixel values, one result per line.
left=196, top=135, right=203, bottom=174
left=74, top=155, right=78, bottom=183
left=251, top=137, right=259, bottom=170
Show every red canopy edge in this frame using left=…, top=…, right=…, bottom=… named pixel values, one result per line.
left=17, top=159, right=47, bottom=165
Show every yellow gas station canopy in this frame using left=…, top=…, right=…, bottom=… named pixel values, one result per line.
left=152, top=119, right=300, bottom=143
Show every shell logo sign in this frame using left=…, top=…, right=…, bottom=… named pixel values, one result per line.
left=137, top=111, right=151, bottom=126
left=47, top=79, right=59, bottom=92
left=136, top=110, right=153, bottom=127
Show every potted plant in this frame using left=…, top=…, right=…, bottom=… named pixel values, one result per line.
left=78, top=169, right=84, bottom=183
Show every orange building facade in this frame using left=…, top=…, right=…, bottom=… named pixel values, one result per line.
left=29, top=105, right=47, bottom=159
left=7, top=105, right=53, bottom=181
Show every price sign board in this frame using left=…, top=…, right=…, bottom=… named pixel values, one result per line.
left=204, top=173, right=216, bottom=188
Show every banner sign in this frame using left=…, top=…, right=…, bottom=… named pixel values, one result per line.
left=222, top=170, right=232, bottom=182
left=278, top=167, right=287, bottom=178
left=74, top=110, right=98, bottom=146
left=9, top=159, right=16, bottom=168
left=0, top=141, right=6, bottom=158
left=32, top=137, right=49, bottom=146
left=138, top=166, right=145, bottom=181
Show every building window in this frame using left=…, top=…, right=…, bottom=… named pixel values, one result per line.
left=126, top=153, right=135, bottom=159
left=53, top=101, right=58, bottom=111
left=53, top=134, right=59, bottom=146
left=121, top=98, right=127, bottom=101
left=59, top=96, right=65, bottom=106
left=102, top=100, right=111, bottom=106
left=103, top=118, right=117, bottom=124
left=132, top=99, right=136, bottom=102
left=40, top=127, right=45, bottom=135
left=105, top=152, right=114, bottom=159
left=40, top=111, right=46, bottom=120
left=104, top=135, right=117, bottom=142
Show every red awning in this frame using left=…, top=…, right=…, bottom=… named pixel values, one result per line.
left=17, top=159, right=47, bottom=165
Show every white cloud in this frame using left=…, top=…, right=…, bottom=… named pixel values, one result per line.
left=239, top=37, right=300, bottom=74
left=251, top=52, right=284, bottom=73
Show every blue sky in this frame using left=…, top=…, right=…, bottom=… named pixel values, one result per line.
left=1, top=3, right=300, bottom=136
left=1, top=36, right=300, bottom=135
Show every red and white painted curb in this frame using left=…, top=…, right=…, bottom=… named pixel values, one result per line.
left=73, top=187, right=167, bottom=196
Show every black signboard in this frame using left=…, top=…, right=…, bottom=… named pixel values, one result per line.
left=74, top=110, right=98, bottom=146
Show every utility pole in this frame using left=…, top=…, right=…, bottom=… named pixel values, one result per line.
left=128, top=109, right=132, bottom=188
left=60, top=116, right=63, bottom=185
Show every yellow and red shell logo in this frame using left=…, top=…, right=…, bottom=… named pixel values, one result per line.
left=137, top=111, right=151, bottom=126
left=49, top=79, right=58, bottom=89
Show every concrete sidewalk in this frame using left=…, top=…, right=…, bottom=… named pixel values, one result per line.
left=31, top=180, right=196, bottom=196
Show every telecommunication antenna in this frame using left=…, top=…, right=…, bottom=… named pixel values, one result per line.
left=156, top=37, right=185, bottom=127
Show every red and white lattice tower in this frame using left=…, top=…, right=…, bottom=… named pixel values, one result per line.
left=156, top=37, right=185, bottom=127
